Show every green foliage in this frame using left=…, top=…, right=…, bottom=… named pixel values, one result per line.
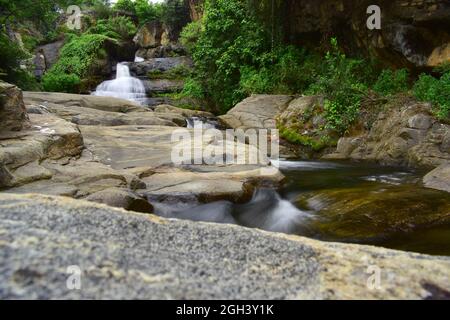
left=134, top=0, right=163, bottom=25
left=166, top=64, right=192, bottom=79
left=182, top=78, right=205, bottom=100
left=42, top=73, right=80, bottom=93
left=42, top=33, right=110, bottom=93
left=413, top=72, right=450, bottom=120
left=88, top=16, right=137, bottom=42
left=240, top=46, right=316, bottom=95
left=148, top=65, right=192, bottom=80
left=373, top=69, right=409, bottom=96
left=187, top=0, right=269, bottom=112
left=306, top=38, right=372, bottom=133
left=180, top=21, right=202, bottom=53
left=161, top=0, right=190, bottom=34
left=278, top=126, right=333, bottom=152
left=185, top=2, right=373, bottom=121
left=0, top=32, right=39, bottom=90
left=113, top=0, right=136, bottom=14
left=92, top=0, right=113, bottom=19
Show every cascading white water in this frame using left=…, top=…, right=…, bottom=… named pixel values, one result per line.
left=92, top=62, right=147, bottom=103
left=186, top=117, right=220, bottom=129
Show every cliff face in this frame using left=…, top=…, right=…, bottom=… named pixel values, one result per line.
left=188, top=0, right=450, bottom=70
left=186, top=0, right=204, bottom=21
left=283, top=0, right=450, bottom=69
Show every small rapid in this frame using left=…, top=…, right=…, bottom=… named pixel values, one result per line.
left=186, top=117, right=221, bottom=130
left=149, top=159, right=450, bottom=256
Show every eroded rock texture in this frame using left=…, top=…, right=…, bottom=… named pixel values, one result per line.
left=0, top=193, right=449, bottom=300
left=283, top=0, right=450, bottom=69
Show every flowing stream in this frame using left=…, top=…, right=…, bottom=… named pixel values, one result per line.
left=153, top=159, right=450, bottom=256
left=92, top=62, right=147, bottom=104
left=90, top=61, right=450, bottom=256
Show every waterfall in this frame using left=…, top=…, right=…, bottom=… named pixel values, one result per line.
left=92, top=62, right=147, bottom=103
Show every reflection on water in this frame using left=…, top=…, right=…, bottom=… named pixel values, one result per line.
left=152, top=160, right=450, bottom=256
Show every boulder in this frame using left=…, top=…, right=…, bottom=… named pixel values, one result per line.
left=427, top=42, right=450, bottom=67
left=0, top=82, right=29, bottom=132
left=0, top=113, right=83, bottom=189
left=23, top=92, right=144, bottom=114
left=423, top=163, right=450, bottom=193
left=135, top=44, right=187, bottom=59
left=142, top=79, right=184, bottom=94
left=1, top=193, right=449, bottom=299
left=278, top=96, right=324, bottom=128
left=324, top=101, right=450, bottom=168
left=33, top=40, right=65, bottom=77
left=129, top=56, right=193, bottom=77
left=86, top=187, right=153, bottom=213
left=219, top=94, right=294, bottom=130
left=153, top=104, right=213, bottom=118
left=4, top=91, right=282, bottom=212
left=133, top=21, right=166, bottom=49
left=25, top=103, right=184, bottom=127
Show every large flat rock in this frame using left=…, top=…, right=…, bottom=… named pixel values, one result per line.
left=79, top=124, right=283, bottom=204
left=23, top=92, right=144, bottom=113
left=0, top=113, right=83, bottom=188
left=219, top=94, right=293, bottom=130
left=423, top=163, right=450, bottom=193
left=0, top=193, right=449, bottom=299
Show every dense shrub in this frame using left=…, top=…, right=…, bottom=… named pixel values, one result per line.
left=0, top=32, right=40, bottom=90
left=134, top=0, right=163, bottom=25
left=186, top=0, right=270, bottom=112
left=182, top=78, right=205, bottom=100
left=373, top=69, right=409, bottom=96
left=88, top=16, right=137, bottom=42
left=240, top=46, right=317, bottom=95
left=306, top=38, right=373, bottom=133
left=113, top=0, right=136, bottom=14
left=180, top=21, right=202, bottom=53
left=113, top=0, right=163, bottom=25
left=414, top=72, right=450, bottom=120
left=42, top=34, right=111, bottom=93
left=42, top=73, right=80, bottom=93
left=184, top=1, right=374, bottom=122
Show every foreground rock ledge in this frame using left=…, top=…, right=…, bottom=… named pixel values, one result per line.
left=0, top=193, right=449, bottom=300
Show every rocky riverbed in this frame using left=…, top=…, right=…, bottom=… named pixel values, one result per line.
left=1, top=80, right=450, bottom=299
